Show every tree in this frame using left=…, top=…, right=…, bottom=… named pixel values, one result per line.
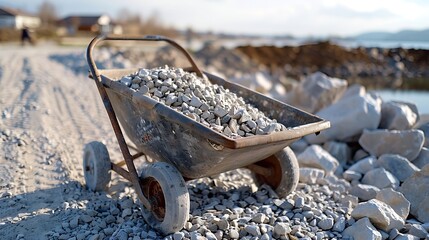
left=38, top=1, right=57, bottom=27
left=116, top=8, right=141, bottom=25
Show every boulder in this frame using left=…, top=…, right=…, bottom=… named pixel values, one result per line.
left=393, top=233, right=420, bottom=240
left=285, top=72, right=347, bottom=113
left=358, top=129, right=425, bottom=161
left=396, top=101, right=419, bottom=123
left=348, top=156, right=377, bottom=174
left=305, top=93, right=381, bottom=144
left=350, top=184, right=380, bottom=201
left=353, top=149, right=369, bottom=161
left=351, top=199, right=405, bottom=232
left=299, top=167, right=325, bottom=184
left=399, top=165, right=429, bottom=222
left=406, top=223, right=429, bottom=239
left=323, top=141, right=352, bottom=166
left=412, top=147, right=429, bottom=168
left=297, top=145, right=339, bottom=174
left=417, top=122, right=429, bottom=148
left=421, top=223, right=429, bottom=232
left=342, top=217, right=382, bottom=240
left=377, top=154, right=419, bottom=182
left=268, top=83, right=287, bottom=102
left=231, top=71, right=273, bottom=94
left=361, top=168, right=399, bottom=189
left=339, top=83, right=365, bottom=100
left=375, top=188, right=410, bottom=220
left=343, top=170, right=362, bottom=182
left=379, top=101, right=418, bottom=130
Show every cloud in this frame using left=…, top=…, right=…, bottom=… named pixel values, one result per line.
left=322, top=5, right=396, bottom=19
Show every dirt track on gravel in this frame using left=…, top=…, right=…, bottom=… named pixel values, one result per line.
left=0, top=44, right=124, bottom=238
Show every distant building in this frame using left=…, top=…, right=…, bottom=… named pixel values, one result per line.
left=57, top=14, right=122, bottom=35
left=0, top=7, right=41, bottom=29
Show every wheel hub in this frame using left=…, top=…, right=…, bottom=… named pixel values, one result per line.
left=84, top=153, right=95, bottom=175
left=142, top=177, right=166, bottom=220
left=254, top=155, right=282, bottom=189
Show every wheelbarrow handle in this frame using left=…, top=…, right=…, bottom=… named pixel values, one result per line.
left=86, top=34, right=205, bottom=82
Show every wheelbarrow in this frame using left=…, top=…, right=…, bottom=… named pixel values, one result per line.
left=84, top=35, right=330, bottom=235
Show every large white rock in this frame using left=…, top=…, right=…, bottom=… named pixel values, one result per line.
left=399, top=165, right=429, bottom=222
left=377, top=154, right=419, bottom=182
left=342, top=217, right=382, bottom=240
left=350, top=184, right=380, bottom=201
left=305, top=93, right=381, bottom=144
left=348, top=156, right=377, bottom=174
left=285, top=72, right=347, bottom=113
left=413, top=147, right=429, bottom=168
left=379, top=101, right=418, bottom=130
left=323, top=141, right=352, bottom=166
left=417, top=122, right=429, bottom=148
left=339, top=83, right=366, bottom=100
left=231, top=71, right=273, bottom=94
left=299, top=167, right=325, bottom=184
left=343, top=170, right=362, bottom=182
left=297, top=145, right=339, bottom=175
left=351, top=199, right=405, bottom=232
left=394, top=233, right=420, bottom=240
left=268, top=83, right=287, bottom=102
left=359, top=129, right=425, bottom=161
left=406, top=223, right=429, bottom=239
left=361, top=168, right=399, bottom=189
left=376, top=188, right=410, bottom=220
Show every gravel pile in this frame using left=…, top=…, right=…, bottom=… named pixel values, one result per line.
left=40, top=169, right=356, bottom=240
left=119, top=66, right=287, bottom=138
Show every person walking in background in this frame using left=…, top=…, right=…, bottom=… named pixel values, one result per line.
left=21, top=27, right=33, bottom=46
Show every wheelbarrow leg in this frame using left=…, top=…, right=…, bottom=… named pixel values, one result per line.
left=115, top=151, right=146, bottom=167
left=87, top=55, right=151, bottom=210
left=103, top=97, right=151, bottom=210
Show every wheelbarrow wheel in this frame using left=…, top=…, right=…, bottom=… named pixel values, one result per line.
left=139, top=162, right=190, bottom=235
left=252, top=147, right=299, bottom=198
left=82, top=141, right=111, bottom=191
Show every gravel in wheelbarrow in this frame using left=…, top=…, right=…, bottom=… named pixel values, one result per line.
left=118, top=65, right=288, bottom=139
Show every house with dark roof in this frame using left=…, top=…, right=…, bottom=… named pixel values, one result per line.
left=0, top=7, right=41, bottom=29
left=58, top=14, right=122, bottom=35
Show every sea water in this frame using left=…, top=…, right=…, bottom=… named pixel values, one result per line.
left=373, top=90, right=429, bottom=114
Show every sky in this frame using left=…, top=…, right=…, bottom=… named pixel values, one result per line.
left=2, top=0, right=429, bottom=37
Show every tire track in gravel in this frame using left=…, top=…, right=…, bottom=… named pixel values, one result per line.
left=0, top=53, right=43, bottom=131
left=0, top=52, right=24, bottom=120
left=35, top=52, right=112, bottom=141
left=0, top=51, right=69, bottom=195
left=29, top=51, right=120, bottom=181
left=1, top=46, right=127, bottom=240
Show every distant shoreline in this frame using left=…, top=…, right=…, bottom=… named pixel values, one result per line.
left=234, top=41, right=429, bottom=90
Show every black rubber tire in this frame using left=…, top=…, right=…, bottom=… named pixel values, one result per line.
left=139, top=162, right=190, bottom=235
left=83, top=141, right=111, bottom=191
left=253, top=147, right=299, bottom=198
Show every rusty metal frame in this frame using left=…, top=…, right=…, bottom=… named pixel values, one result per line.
left=86, top=34, right=207, bottom=210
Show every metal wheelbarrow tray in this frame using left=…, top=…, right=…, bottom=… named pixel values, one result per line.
left=84, top=35, right=330, bottom=235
